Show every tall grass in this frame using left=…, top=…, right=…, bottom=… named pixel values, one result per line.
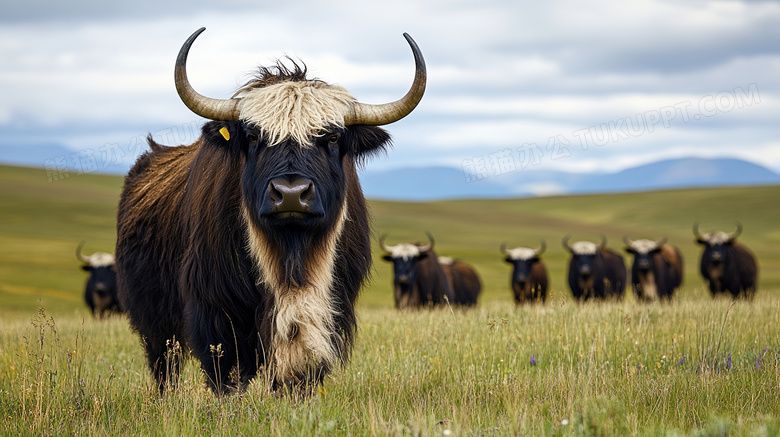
left=2, top=294, right=780, bottom=435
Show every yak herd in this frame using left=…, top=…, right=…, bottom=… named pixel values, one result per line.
left=379, top=223, right=758, bottom=309
left=70, top=28, right=760, bottom=394
left=79, top=223, right=759, bottom=318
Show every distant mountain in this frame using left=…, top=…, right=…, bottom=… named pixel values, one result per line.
left=3, top=146, right=778, bottom=201
left=359, top=158, right=780, bottom=201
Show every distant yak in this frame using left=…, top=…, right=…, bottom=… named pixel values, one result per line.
left=501, top=241, right=548, bottom=304
left=438, top=256, right=482, bottom=307
left=380, top=234, right=454, bottom=309
left=563, top=235, right=626, bottom=301
left=694, top=223, right=758, bottom=299
left=76, top=241, right=121, bottom=317
left=623, top=237, right=683, bottom=302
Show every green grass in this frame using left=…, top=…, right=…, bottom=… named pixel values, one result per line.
left=2, top=164, right=780, bottom=435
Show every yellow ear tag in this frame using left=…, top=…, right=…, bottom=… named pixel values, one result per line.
left=219, top=127, right=230, bottom=141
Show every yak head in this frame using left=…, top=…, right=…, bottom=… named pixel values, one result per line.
left=380, top=234, right=434, bottom=299
left=624, top=237, right=667, bottom=272
left=694, top=223, right=741, bottom=268
left=76, top=241, right=118, bottom=317
left=174, top=28, right=425, bottom=289
left=501, top=241, right=545, bottom=288
left=563, top=235, right=606, bottom=288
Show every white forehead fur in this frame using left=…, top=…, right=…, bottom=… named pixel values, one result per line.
left=89, top=252, right=115, bottom=267
left=389, top=244, right=421, bottom=261
left=702, top=232, right=732, bottom=245
left=238, top=81, right=356, bottom=147
left=629, top=239, right=658, bottom=255
left=570, top=241, right=598, bottom=255
left=507, top=247, right=537, bottom=261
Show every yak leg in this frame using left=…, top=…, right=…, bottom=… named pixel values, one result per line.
left=186, top=303, right=258, bottom=394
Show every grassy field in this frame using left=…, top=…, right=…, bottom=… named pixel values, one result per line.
left=1, top=164, right=780, bottom=435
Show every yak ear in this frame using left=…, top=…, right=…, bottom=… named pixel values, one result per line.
left=81, top=265, right=92, bottom=272
left=504, top=256, right=513, bottom=264
left=624, top=247, right=635, bottom=254
left=417, top=252, right=429, bottom=260
left=695, top=238, right=707, bottom=245
left=201, top=121, right=247, bottom=154
left=344, top=125, right=392, bottom=166
left=382, top=255, right=393, bottom=262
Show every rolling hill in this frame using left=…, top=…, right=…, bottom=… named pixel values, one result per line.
left=1, top=163, right=779, bottom=315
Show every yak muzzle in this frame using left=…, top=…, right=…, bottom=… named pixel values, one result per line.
left=267, top=176, right=316, bottom=217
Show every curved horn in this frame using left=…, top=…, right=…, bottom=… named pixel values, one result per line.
left=76, top=241, right=91, bottom=263
left=562, top=234, right=573, bottom=252
left=623, top=236, right=634, bottom=247
left=417, top=232, right=434, bottom=253
left=692, top=222, right=703, bottom=239
left=535, top=240, right=546, bottom=256
left=500, top=242, right=510, bottom=256
left=729, top=222, right=742, bottom=241
left=597, top=235, right=607, bottom=250
left=379, top=234, right=393, bottom=253
left=656, top=237, right=668, bottom=247
left=343, top=33, right=427, bottom=126
left=175, top=27, right=241, bottom=121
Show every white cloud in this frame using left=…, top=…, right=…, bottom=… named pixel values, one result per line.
left=0, top=0, right=778, bottom=178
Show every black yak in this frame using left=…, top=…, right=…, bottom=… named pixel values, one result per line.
left=115, top=28, right=426, bottom=394
left=694, top=223, right=758, bottom=299
left=380, top=234, right=454, bottom=308
left=623, top=237, right=683, bottom=302
left=501, top=241, right=548, bottom=304
left=76, top=241, right=121, bottom=317
left=563, top=235, right=626, bottom=301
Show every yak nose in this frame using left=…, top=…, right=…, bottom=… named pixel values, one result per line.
left=638, top=260, right=650, bottom=270
left=579, top=266, right=592, bottom=277
left=397, top=275, right=410, bottom=284
left=268, top=176, right=315, bottom=214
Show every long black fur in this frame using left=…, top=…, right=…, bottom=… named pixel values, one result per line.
left=566, top=248, right=626, bottom=301
left=117, top=75, right=390, bottom=393
left=697, top=238, right=758, bottom=299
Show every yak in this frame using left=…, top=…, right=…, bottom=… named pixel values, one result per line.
left=380, top=234, right=454, bottom=308
left=623, top=237, right=683, bottom=302
left=501, top=241, right=548, bottom=304
left=115, top=27, right=426, bottom=394
left=563, top=235, right=626, bottom=301
left=76, top=241, right=121, bottom=317
left=694, top=223, right=758, bottom=299
left=438, top=256, right=482, bottom=307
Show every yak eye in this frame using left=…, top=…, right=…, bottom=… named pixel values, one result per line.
left=327, top=133, right=340, bottom=145
left=247, top=132, right=259, bottom=144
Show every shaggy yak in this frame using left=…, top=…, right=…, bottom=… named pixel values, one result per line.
left=115, top=28, right=426, bottom=394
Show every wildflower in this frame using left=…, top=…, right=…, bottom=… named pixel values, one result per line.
left=755, top=354, right=762, bottom=370
left=561, top=419, right=570, bottom=426
left=726, top=356, right=732, bottom=369
left=530, top=355, right=537, bottom=366
left=678, top=356, right=686, bottom=365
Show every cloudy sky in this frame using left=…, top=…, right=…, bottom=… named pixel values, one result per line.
left=1, top=0, right=779, bottom=178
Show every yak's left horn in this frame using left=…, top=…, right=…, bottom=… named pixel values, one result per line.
left=379, top=234, right=393, bottom=253
left=343, top=33, right=427, bottom=126
left=76, top=241, right=91, bottom=263
left=175, top=27, right=242, bottom=121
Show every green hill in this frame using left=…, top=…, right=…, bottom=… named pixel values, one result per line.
left=1, top=164, right=778, bottom=315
